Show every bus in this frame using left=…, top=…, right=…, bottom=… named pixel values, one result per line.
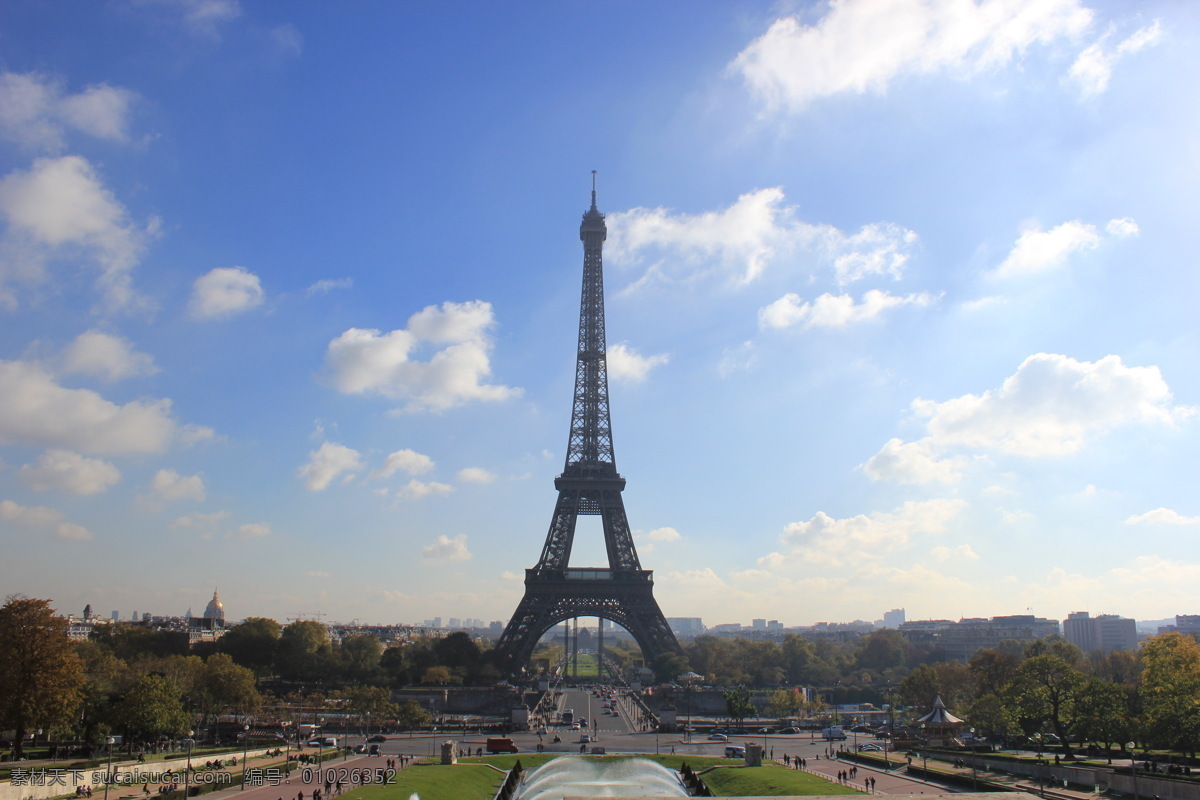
left=561, top=709, right=574, bottom=725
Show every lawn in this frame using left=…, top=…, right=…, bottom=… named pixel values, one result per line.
left=348, top=754, right=854, bottom=799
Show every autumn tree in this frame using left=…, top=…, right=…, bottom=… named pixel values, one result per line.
left=0, top=597, right=86, bottom=757
left=1140, top=633, right=1200, bottom=756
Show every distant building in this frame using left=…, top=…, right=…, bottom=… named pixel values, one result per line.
left=667, top=618, right=705, bottom=637
left=883, top=609, right=906, bottom=628
left=1065, top=611, right=1137, bottom=654
left=752, top=618, right=767, bottom=630
left=767, top=620, right=783, bottom=631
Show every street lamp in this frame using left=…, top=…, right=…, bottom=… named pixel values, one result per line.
left=283, top=722, right=291, bottom=778
left=185, top=731, right=194, bottom=798
left=239, top=725, right=249, bottom=790
left=103, top=737, right=115, bottom=800
left=1127, top=742, right=1138, bottom=800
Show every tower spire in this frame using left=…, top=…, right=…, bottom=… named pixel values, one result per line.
left=591, top=170, right=597, bottom=210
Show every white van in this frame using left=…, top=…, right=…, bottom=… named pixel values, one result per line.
left=725, top=745, right=746, bottom=758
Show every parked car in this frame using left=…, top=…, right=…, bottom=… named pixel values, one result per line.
left=354, top=744, right=368, bottom=754
left=779, top=727, right=801, bottom=734
left=858, top=744, right=882, bottom=752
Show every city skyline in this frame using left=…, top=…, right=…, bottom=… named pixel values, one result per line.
left=1, top=1, right=1198, bottom=628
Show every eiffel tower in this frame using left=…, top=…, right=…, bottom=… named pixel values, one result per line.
left=494, top=175, right=681, bottom=674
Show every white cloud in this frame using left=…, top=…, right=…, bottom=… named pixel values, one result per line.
left=0, top=72, right=137, bottom=152
left=324, top=300, right=520, bottom=412
left=731, top=0, right=1094, bottom=115
left=993, top=220, right=1101, bottom=278
left=422, top=533, right=471, bottom=562
left=932, top=543, right=980, bottom=561
left=169, top=510, right=229, bottom=530
left=1125, top=508, right=1200, bottom=526
left=270, top=23, right=304, bottom=57
left=647, top=527, right=681, bottom=543
left=134, top=0, right=242, bottom=38
left=771, top=498, right=968, bottom=566
left=717, top=341, right=758, bottom=377
left=607, top=343, right=669, bottom=383
left=371, top=448, right=435, bottom=480
left=149, top=468, right=206, bottom=502
left=306, top=277, right=353, bottom=296
left=399, top=479, right=453, bottom=500
left=0, top=360, right=198, bottom=455
left=456, top=467, right=495, bottom=484
left=229, top=522, right=271, bottom=539
left=61, top=330, right=158, bottom=381
left=861, top=438, right=966, bottom=484
left=992, top=217, right=1139, bottom=279
left=759, top=289, right=935, bottom=330
left=1069, top=21, right=1162, bottom=96
left=19, top=449, right=120, bottom=495
left=1105, top=217, right=1140, bottom=237
left=607, top=188, right=918, bottom=288
left=0, top=155, right=155, bottom=311
left=189, top=266, right=264, bottom=319
left=306, top=570, right=329, bottom=579
left=297, top=442, right=363, bottom=491
left=865, top=353, right=1194, bottom=484
left=0, top=499, right=93, bottom=540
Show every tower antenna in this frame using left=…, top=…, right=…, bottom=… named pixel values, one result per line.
left=591, top=170, right=597, bottom=208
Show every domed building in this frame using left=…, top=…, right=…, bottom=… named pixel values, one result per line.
left=190, top=588, right=227, bottom=641
left=204, top=588, right=225, bottom=623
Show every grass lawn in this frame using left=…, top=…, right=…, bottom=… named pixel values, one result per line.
left=347, top=754, right=853, bottom=799
left=701, top=762, right=864, bottom=796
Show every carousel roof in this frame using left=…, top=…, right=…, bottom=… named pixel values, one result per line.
left=916, top=694, right=964, bottom=725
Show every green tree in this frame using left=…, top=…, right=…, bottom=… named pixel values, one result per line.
left=961, top=693, right=1017, bottom=740
left=113, top=674, right=190, bottom=740
left=340, top=634, right=384, bottom=682
left=338, top=686, right=397, bottom=733
left=969, top=649, right=1021, bottom=697
left=855, top=630, right=914, bottom=672
left=723, top=686, right=756, bottom=731
left=651, top=651, right=689, bottom=684
left=1140, top=632, right=1200, bottom=756
left=764, top=688, right=802, bottom=720
left=0, top=597, right=86, bottom=757
left=396, top=699, right=432, bottom=731
left=91, top=624, right=189, bottom=662
left=1005, top=654, right=1087, bottom=757
left=197, top=653, right=261, bottom=723
left=420, top=665, right=456, bottom=685
left=219, top=617, right=281, bottom=676
left=1073, top=677, right=1134, bottom=751
left=276, top=620, right=335, bottom=682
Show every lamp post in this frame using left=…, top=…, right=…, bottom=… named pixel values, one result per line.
left=103, top=737, right=115, bottom=800
left=239, top=725, right=249, bottom=790
left=1127, top=742, right=1138, bottom=800
left=185, top=731, right=194, bottom=798
left=283, top=722, right=291, bottom=778
left=316, top=718, right=325, bottom=787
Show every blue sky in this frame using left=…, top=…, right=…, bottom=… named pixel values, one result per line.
left=1, top=0, right=1197, bottom=630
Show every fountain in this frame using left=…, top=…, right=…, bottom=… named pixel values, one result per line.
left=516, top=757, right=689, bottom=799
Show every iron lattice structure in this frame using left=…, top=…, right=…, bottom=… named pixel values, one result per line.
left=494, top=179, right=681, bottom=673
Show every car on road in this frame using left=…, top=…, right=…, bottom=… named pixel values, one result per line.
left=858, top=744, right=882, bottom=752
left=707, top=733, right=729, bottom=742
left=757, top=727, right=776, bottom=734
left=366, top=734, right=387, bottom=743
left=580, top=734, right=591, bottom=743
left=778, top=727, right=801, bottom=734
left=725, top=745, right=746, bottom=758
left=354, top=744, right=367, bottom=754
